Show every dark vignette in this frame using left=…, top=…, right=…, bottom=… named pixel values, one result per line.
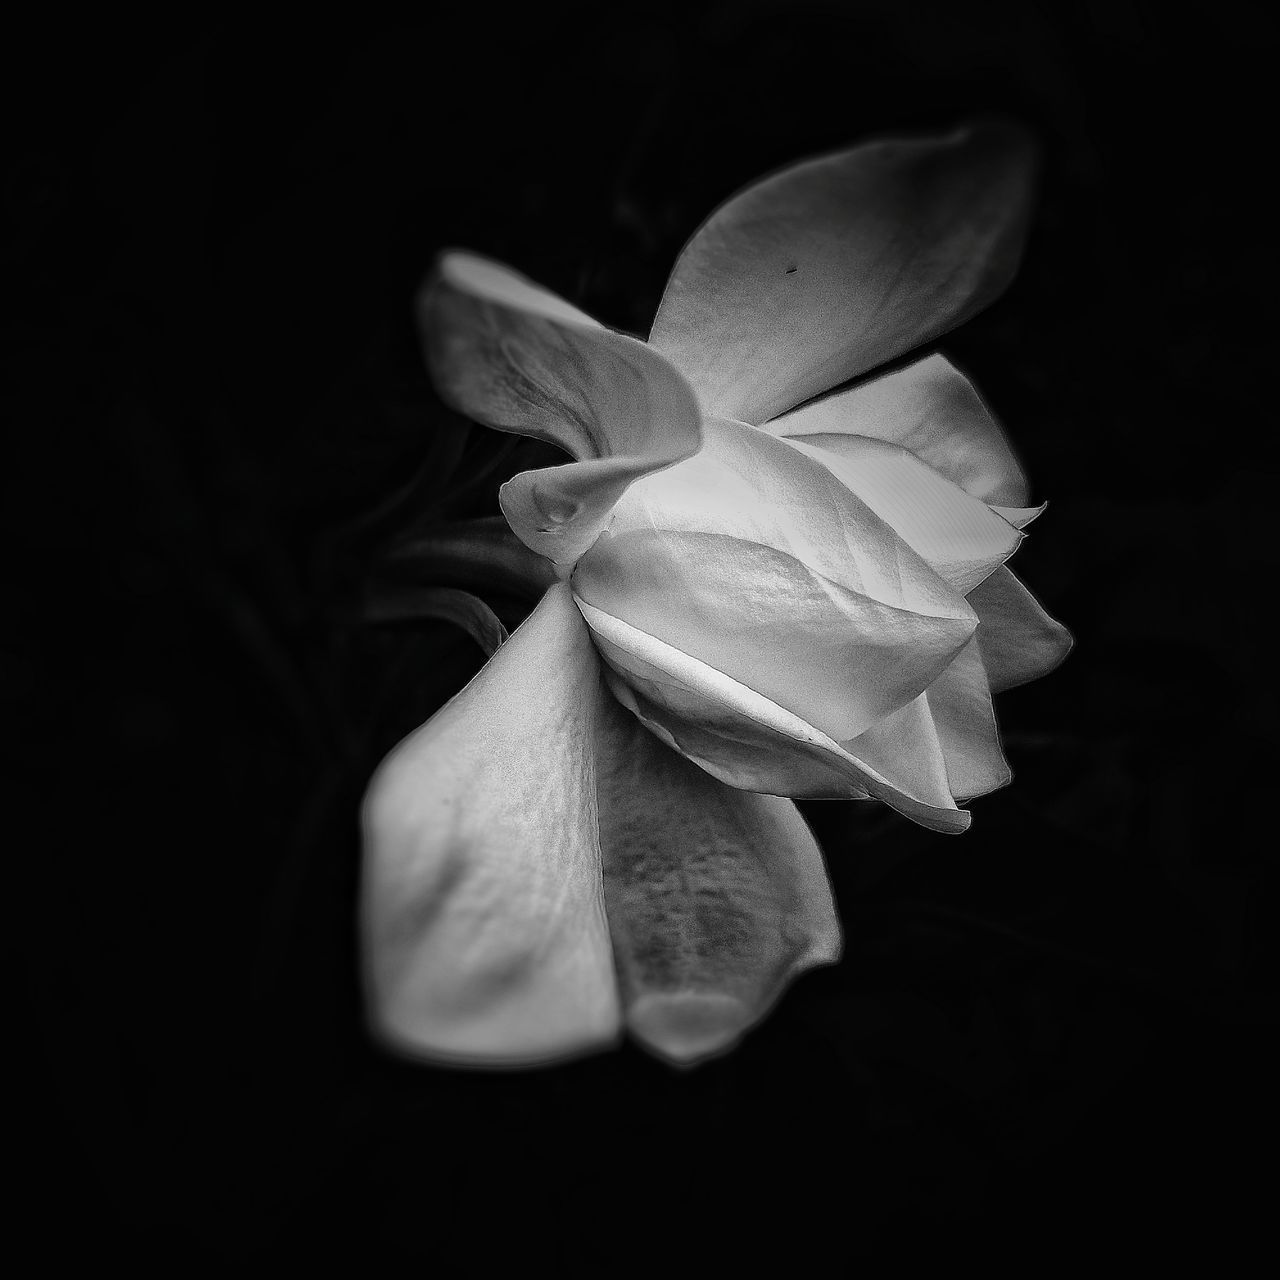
left=6, top=1, right=1274, bottom=1269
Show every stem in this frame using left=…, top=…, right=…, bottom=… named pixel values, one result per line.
left=379, top=516, right=557, bottom=600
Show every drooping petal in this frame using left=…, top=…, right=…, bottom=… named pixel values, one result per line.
left=649, top=121, right=1037, bottom=426
left=594, top=692, right=841, bottom=1065
left=770, top=354, right=1030, bottom=506
left=575, top=597, right=971, bottom=833
left=572, top=418, right=976, bottom=743
left=923, top=638, right=1011, bottom=801
left=418, top=252, right=702, bottom=567
left=361, top=584, right=621, bottom=1065
left=782, top=432, right=1023, bottom=594
left=967, top=566, right=1074, bottom=693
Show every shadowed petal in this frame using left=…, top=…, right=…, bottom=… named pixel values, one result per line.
left=924, top=638, right=1011, bottom=801
left=649, top=121, right=1037, bottom=426
left=967, top=566, right=1074, bottom=693
left=782, top=432, right=1023, bottom=594
left=594, top=695, right=841, bottom=1065
left=573, top=418, right=976, bottom=742
left=419, top=252, right=702, bottom=567
left=361, top=584, right=621, bottom=1065
left=576, top=597, right=971, bottom=833
left=771, top=354, right=1030, bottom=505
left=841, top=692, right=955, bottom=811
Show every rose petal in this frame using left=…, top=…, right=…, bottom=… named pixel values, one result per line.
left=842, top=691, right=956, bottom=811
left=649, top=120, right=1037, bottom=426
left=594, top=693, right=841, bottom=1065
left=361, top=584, right=621, bottom=1064
left=991, top=503, right=1045, bottom=529
left=573, top=418, right=976, bottom=742
left=924, top=638, right=1011, bottom=801
left=770, top=354, right=1031, bottom=506
left=967, top=566, right=1074, bottom=693
left=782, top=432, right=1024, bottom=594
left=419, top=252, right=702, bottom=567
left=575, top=597, right=971, bottom=833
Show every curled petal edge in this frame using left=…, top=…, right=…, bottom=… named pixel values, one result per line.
left=419, top=251, right=703, bottom=568
left=575, top=596, right=972, bottom=834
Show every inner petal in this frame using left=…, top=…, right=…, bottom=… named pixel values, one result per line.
left=575, top=596, right=972, bottom=833
left=783, top=432, right=1024, bottom=594
left=573, top=418, right=976, bottom=742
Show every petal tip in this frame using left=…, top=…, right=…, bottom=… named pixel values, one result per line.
left=628, top=993, right=752, bottom=1066
left=366, top=1009, right=623, bottom=1071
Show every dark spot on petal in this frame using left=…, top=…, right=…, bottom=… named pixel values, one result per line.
left=785, top=264, right=798, bottom=274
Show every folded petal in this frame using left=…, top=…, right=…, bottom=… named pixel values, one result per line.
left=770, top=354, right=1030, bottom=506
left=967, top=566, right=1074, bottom=693
left=594, top=693, right=841, bottom=1065
left=419, top=252, right=702, bottom=567
left=782, top=432, right=1023, bottom=594
left=361, top=584, right=621, bottom=1065
left=576, top=597, right=971, bottom=833
left=573, top=418, right=976, bottom=742
left=923, top=638, right=1011, bottom=801
left=649, top=120, right=1037, bottom=426
left=842, top=691, right=956, bottom=811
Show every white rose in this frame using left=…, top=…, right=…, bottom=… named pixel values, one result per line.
left=362, top=120, right=1072, bottom=1068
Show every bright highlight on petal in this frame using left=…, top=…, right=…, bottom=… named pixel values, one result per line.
left=594, top=695, right=841, bottom=1066
left=770, top=354, right=1030, bottom=506
left=575, top=597, right=971, bottom=833
left=573, top=418, right=977, bottom=742
left=649, top=120, right=1037, bottom=426
left=419, top=252, right=702, bottom=567
left=361, top=585, right=621, bottom=1065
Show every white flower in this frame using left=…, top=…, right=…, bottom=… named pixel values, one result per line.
left=361, top=120, right=1072, bottom=1067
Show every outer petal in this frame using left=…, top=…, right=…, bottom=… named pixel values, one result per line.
left=967, top=566, right=1074, bottom=693
left=770, top=354, right=1030, bottom=506
left=575, top=597, right=971, bottom=833
left=993, top=503, right=1045, bottom=529
left=782, top=432, right=1023, bottom=594
left=419, top=252, right=702, bottom=567
left=649, top=120, right=1037, bottom=426
left=924, top=638, right=1011, bottom=801
left=594, top=693, right=841, bottom=1065
left=573, top=418, right=976, bottom=742
left=361, top=584, right=621, bottom=1064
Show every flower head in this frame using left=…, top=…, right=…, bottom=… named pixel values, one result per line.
left=362, top=120, right=1072, bottom=1067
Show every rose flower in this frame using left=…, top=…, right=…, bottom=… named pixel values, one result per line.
left=362, top=120, right=1072, bottom=1067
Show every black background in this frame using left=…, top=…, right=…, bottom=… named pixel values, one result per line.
left=7, top=1, right=1275, bottom=1268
